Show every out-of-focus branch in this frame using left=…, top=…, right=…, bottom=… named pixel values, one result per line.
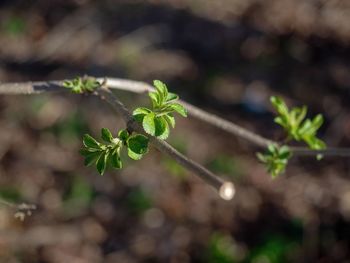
left=0, top=78, right=350, bottom=158
left=0, top=198, right=36, bottom=221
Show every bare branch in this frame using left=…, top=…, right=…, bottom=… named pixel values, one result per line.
left=0, top=198, right=36, bottom=221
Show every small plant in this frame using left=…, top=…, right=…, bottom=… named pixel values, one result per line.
left=133, top=80, right=187, bottom=140
left=270, top=96, right=326, bottom=150
left=257, top=144, right=292, bottom=178
left=63, top=76, right=101, bottom=94
left=81, top=128, right=149, bottom=175
left=257, top=96, right=326, bottom=178
left=79, top=79, right=187, bottom=175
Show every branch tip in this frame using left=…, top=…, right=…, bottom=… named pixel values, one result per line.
left=219, top=182, right=235, bottom=200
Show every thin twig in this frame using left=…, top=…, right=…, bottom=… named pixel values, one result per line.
left=98, top=78, right=350, bottom=157
left=0, top=79, right=235, bottom=199
left=96, top=87, right=235, bottom=200
left=0, top=198, right=36, bottom=221
left=99, top=78, right=274, bottom=148
left=1, top=78, right=350, bottom=158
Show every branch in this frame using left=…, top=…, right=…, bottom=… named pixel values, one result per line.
left=0, top=79, right=235, bottom=200
left=98, top=78, right=275, bottom=148
left=96, top=87, right=235, bottom=200
left=0, top=198, right=36, bottom=221
left=1, top=78, right=350, bottom=158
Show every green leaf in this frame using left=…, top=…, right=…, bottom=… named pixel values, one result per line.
left=295, top=106, right=307, bottom=127
left=271, top=96, right=289, bottom=116
left=83, top=134, right=101, bottom=149
left=127, top=134, right=149, bottom=160
left=96, top=152, right=108, bottom=175
left=111, top=148, right=122, bottom=169
left=169, top=103, right=187, bottom=117
left=310, top=114, right=324, bottom=133
left=154, top=116, right=169, bottom=139
left=257, top=144, right=292, bottom=178
left=133, top=107, right=152, bottom=116
left=274, top=116, right=287, bottom=129
left=133, top=107, right=152, bottom=123
left=148, top=92, right=160, bottom=108
left=164, top=113, right=176, bottom=128
left=63, top=76, right=100, bottom=94
left=127, top=135, right=149, bottom=156
left=101, top=128, right=114, bottom=143
left=118, top=129, right=129, bottom=142
left=142, top=113, right=169, bottom=139
left=153, top=80, right=168, bottom=102
left=127, top=150, right=143, bottom=160
left=298, top=119, right=313, bottom=137
left=83, top=151, right=100, bottom=166
left=270, top=96, right=327, bottom=153
left=166, top=92, right=179, bottom=102
left=142, top=112, right=156, bottom=136
left=83, top=78, right=100, bottom=92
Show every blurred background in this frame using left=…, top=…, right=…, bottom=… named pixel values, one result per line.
left=0, top=0, right=350, bottom=262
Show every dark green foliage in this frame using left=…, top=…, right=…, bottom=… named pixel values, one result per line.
left=133, top=80, right=187, bottom=140
left=81, top=128, right=149, bottom=175
left=78, top=79, right=187, bottom=176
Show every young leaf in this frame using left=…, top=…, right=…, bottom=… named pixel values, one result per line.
left=127, top=134, right=149, bottom=160
left=101, top=128, right=114, bottom=143
left=63, top=76, right=100, bottom=94
left=83, top=134, right=101, bottom=149
left=127, top=135, right=149, bottom=154
left=153, top=80, right=168, bottom=103
left=169, top=103, right=187, bottom=117
left=81, top=150, right=100, bottom=166
left=271, top=96, right=289, bottom=117
left=96, top=152, right=108, bottom=175
left=127, top=150, right=143, bottom=160
left=111, top=148, right=122, bottom=169
left=166, top=92, right=179, bottom=102
left=154, top=116, right=169, bottom=139
left=143, top=112, right=156, bottom=136
left=164, top=114, right=176, bottom=128
left=133, top=107, right=152, bottom=123
left=118, top=129, right=129, bottom=143
left=257, top=144, right=292, bottom=178
left=270, top=96, right=326, bottom=154
left=148, top=92, right=160, bottom=108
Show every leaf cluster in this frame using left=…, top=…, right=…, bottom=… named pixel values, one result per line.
left=81, top=128, right=149, bottom=175
left=258, top=96, right=327, bottom=178
left=271, top=96, right=326, bottom=150
left=63, top=76, right=101, bottom=94
left=133, top=80, right=187, bottom=140
left=257, top=144, right=292, bottom=178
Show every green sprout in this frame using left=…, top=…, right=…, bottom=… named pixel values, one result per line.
left=133, top=80, right=187, bottom=140
left=63, top=76, right=101, bottom=94
left=81, top=128, right=149, bottom=175
left=78, top=79, right=187, bottom=176
left=270, top=96, right=326, bottom=150
left=257, top=144, right=292, bottom=178
left=258, top=96, right=327, bottom=178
